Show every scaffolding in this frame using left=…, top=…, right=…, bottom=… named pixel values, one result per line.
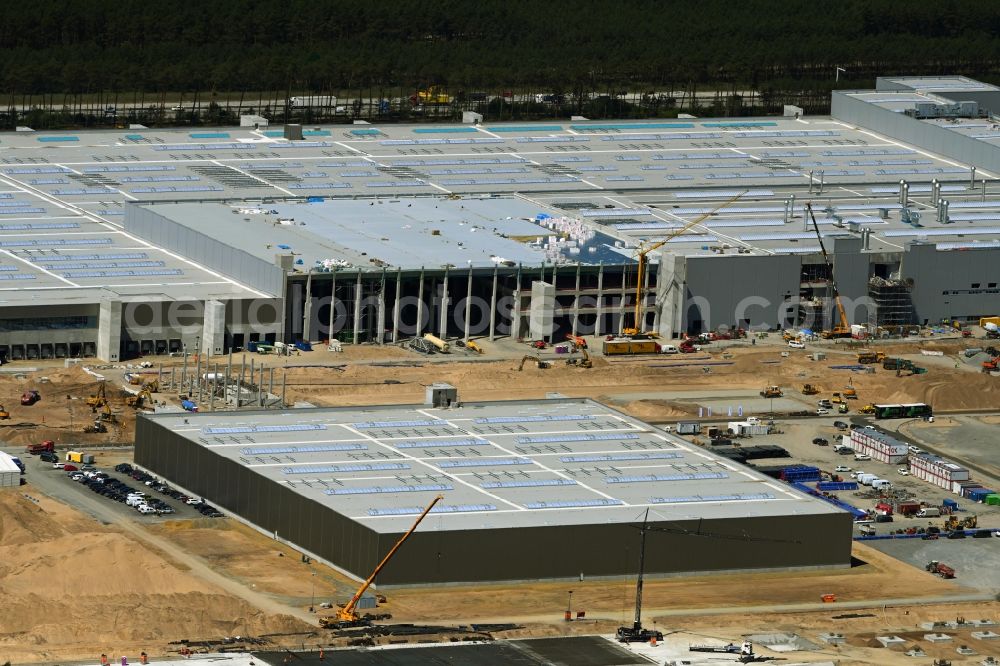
left=868, top=276, right=914, bottom=329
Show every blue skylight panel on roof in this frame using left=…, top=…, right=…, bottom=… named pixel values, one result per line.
left=238, top=444, right=367, bottom=455
left=516, top=433, right=640, bottom=444
left=394, top=438, right=489, bottom=449
left=352, top=419, right=443, bottom=429
left=474, top=415, right=595, bottom=424
left=281, top=463, right=410, bottom=474
left=327, top=483, right=453, bottom=495
left=525, top=499, right=623, bottom=509
left=605, top=472, right=729, bottom=483
left=206, top=424, right=327, bottom=435
left=559, top=452, right=683, bottom=463
left=436, top=458, right=533, bottom=468
left=480, top=479, right=577, bottom=489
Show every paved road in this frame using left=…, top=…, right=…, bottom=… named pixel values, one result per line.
left=14, top=451, right=317, bottom=626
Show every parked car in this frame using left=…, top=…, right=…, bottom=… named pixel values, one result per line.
left=52, top=462, right=66, bottom=469
left=854, top=453, right=871, bottom=461
left=816, top=408, right=830, bottom=416
left=835, top=465, right=851, bottom=473
left=812, top=437, right=829, bottom=446
left=788, top=340, right=806, bottom=349
left=833, top=421, right=849, bottom=430
left=897, top=468, right=910, bottom=475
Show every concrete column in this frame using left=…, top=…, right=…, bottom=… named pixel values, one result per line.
left=463, top=265, right=473, bottom=342
left=618, top=266, right=628, bottom=335
left=328, top=271, right=336, bottom=345
left=302, top=269, right=313, bottom=341
left=392, top=269, right=402, bottom=343
left=510, top=265, right=523, bottom=340
left=595, top=263, right=605, bottom=337
left=970, top=165, right=977, bottom=189
left=202, top=299, right=226, bottom=356
left=488, top=266, right=498, bottom=341
left=640, top=259, right=652, bottom=332
left=572, top=263, right=581, bottom=337
left=656, top=251, right=688, bottom=340
left=97, top=299, right=122, bottom=362
left=652, top=263, right=662, bottom=334
left=352, top=271, right=362, bottom=344
left=438, top=268, right=450, bottom=336
left=415, top=268, right=425, bottom=337
left=376, top=270, right=386, bottom=345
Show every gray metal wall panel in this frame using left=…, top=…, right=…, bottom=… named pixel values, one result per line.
left=684, top=254, right=801, bottom=331
left=125, top=204, right=285, bottom=295
left=902, top=243, right=1000, bottom=322
left=831, top=237, right=871, bottom=324
left=832, top=91, right=1000, bottom=174
left=136, top=417, right=853, bottom=586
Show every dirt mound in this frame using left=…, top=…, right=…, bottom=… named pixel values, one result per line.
left=0, top=492, right=311, bottom=663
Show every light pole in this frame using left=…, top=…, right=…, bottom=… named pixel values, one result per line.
left=835, top=67, right=846, bottom=83
left=310, top=571, right=316, bottom=613
left=566, top=590, right=573, bottom=621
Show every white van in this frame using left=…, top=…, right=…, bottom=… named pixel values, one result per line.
left=917, top=507, right=941, bottom=518
left=659, top=344, right=679, bottom=354
left=871, top=479, right=892, bottom=491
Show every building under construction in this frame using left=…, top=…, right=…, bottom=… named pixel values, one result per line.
left=868, top=276, right=915, bottom=330
left=134, top=398, right=853, bottom=585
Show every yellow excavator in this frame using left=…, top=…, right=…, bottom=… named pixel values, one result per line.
left=805, top=202, right=851, bottom=339
left=319, top=495, right=442, bottom=629
left=625, top=192, right=745, bottom=337
left=0, top=404, right=9, bottom=420
left=567, top=346, right=593, bottom=368
left=518, top=355, right=551, bottom=371
left=86, top=381, right=108, bottom=411
left=125, top=387, right=153, bottom=409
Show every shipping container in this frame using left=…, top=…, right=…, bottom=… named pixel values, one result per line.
left=816, top=481, right=859, bottom=491
left=849, top=429, right=908, bottom=464
left=66, top=451, right=84, bottom=463
left=602, top=338, right=659, bottom=355
left=911, top=453, right=969, bottom=491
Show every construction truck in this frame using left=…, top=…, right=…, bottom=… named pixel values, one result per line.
left=319, top=495, right=442, bottom=629
left=411, top=87, right=452, bottom=105
left=565, top=334, right=588, bottom=349
left=984, top=358, right=998, bottom=373
left=801, top=384, right=819, bottom=395
left=859, top=404, right=876, bottom=414
left=838, top=403, right=849, bottom=414
left=0, top=404, right=8, bottom=420
left=422, top=333, right=450, bottom=353
left=857, top=351, right=885, bottom=364
left=925, top=560, right=956, bottom=579
left=518, top=355, right=551, bottom=371
left=760, top=386, right=783, bottom=398
left=831, top=393, right=846, bottom=405
left=20, top=390, right=40, bottom=406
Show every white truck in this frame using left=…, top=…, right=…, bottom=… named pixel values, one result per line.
left=917, top=506, right=941, bottom=518
left=289, top=95, right=337, bottom=108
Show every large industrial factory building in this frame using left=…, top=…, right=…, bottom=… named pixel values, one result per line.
left=135, top=397, right=853, bottom=585
left=0, top=75, right=999, bottom=360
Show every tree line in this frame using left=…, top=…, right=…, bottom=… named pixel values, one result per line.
left=2, top=1, right=1000, bottom=100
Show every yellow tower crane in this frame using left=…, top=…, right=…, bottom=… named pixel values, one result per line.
left=625, top=192, right=746, bottom=337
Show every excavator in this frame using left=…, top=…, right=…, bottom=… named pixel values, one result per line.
left=805, top=203, right=852, bottom=339
left=984, top=358, right=999, bottom=373
left=125, top=387, right=153, bottom=409
left=462, top=340, right=483, bottom=354
left=518, top=355, right=551, bottom=371
left=86, top=381, right=108, bottom=411
left=319, top=495, right=442, bottom=629
left=945, top=514, right=978, bottom=531
left=566, top=346, right=592, bottom=369
left=624, top=192, right=745, bottom=337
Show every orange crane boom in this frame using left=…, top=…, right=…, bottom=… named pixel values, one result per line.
left=626, top=192, right=746, bottom=336
left=333, top=494, right=443, bottom=625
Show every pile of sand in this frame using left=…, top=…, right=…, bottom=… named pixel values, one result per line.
left=0, top=492, right=310, bottom=663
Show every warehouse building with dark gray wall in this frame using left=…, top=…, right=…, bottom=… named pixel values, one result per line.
left=135, top=399, right=853, bottom=586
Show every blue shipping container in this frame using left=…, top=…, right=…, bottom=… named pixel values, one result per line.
left=817, top=481, right=859, bottom=491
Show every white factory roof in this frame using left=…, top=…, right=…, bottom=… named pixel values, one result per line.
left=0, top=451, right=21, bottom=473
left=142, top=398, right=843, bottom=534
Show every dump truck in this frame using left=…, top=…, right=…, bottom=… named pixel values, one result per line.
left=423, top=333, right=450, bottom=353
left=25, top=440, right=55, bottom=455
left=925, top=561, right=955, bottom=579
left=603, top=338, right=658, bottom=355
left=857, top=351, right=886, bottom=364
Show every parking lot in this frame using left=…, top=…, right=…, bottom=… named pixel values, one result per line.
left=12, top=449, right=226, bottom=524
left=864, top=534, right=1000, bottom=592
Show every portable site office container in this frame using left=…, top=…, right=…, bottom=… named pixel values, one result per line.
left=849, top=429, right=908, bottom=464
left=911, top=453, right=970, bottom=491
left=0, top=452, right=19, bottom=487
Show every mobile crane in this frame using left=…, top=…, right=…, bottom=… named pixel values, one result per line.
left=805, top=202, right=851, bottom=339
left=616, top=511, right=800, bottom=644
left=320, top=495, right=443, bottom=629
left=625, top=192, right=745, bottom=337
